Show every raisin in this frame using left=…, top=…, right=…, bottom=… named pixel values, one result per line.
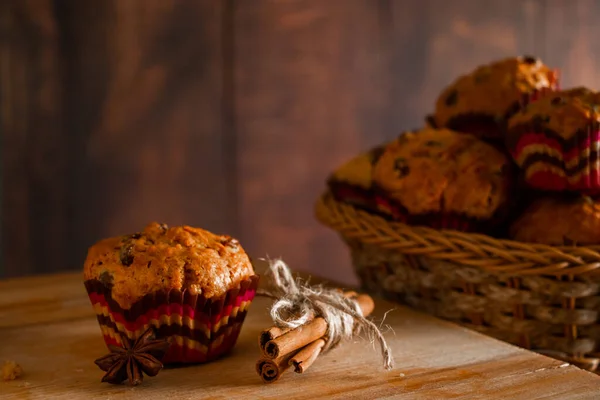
left=120, top=243, right=134, bottom=266
left=393, top=158, right=410, bottom=177
left=122, top=233, right=141, bottom=241
left=425, top=115, right=437, bottom=128
left=532, top=114, right=550, bottom=125
left=396, top=134, right=410, bottom=145
left=522, top=55, right=538, bottom=64
left=370, top=146, right=386, bottom=163
left=99, top=271, right=113, bottom=287
left=474, top=73, right=490, bottom=84
left=445, top=90, right=458, bottom=106
left=551, top=96, right=563, bottom=105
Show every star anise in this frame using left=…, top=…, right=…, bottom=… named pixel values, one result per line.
left=94, top=328, right=171, bottom=386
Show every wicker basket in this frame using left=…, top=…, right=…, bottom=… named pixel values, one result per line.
left=315, top=193, right=600, bottom=372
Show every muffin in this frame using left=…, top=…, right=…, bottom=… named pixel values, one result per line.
left=507, top=87, right=600, bottom=194
left=433, top=56, right=559, bottom=142
left=83, top=222, right=259, bottom=364
left=328, top=145, right=399, bottom=218
left=510, top=195, right=600, bottom=245
left=372, top=128, right=514, bottom=232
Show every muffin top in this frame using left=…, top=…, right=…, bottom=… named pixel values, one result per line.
left=83, top=222, right=255, bottom=309
left=510, top=196, right=600, bottom=245
left=372, top=128, right=512, bottom=218
left=434, top=56, right=558, bottom=128
left=508, top=87, right=600, bottom=141
left=329, top=145, right=385, bottom=189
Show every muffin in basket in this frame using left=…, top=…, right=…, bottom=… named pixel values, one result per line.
left=507, top=87, right=600, bottom=194
left=433, top=56, right=558, bottom=142
left=328, top=144, right=399, bottom=218
left=83, top=222, right=259, bottom=364
left=510, top=195, right=600, bottom=245
left=372, top=128, right=515, bottom=233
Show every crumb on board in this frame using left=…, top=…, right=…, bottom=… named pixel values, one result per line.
left=2, top=360, right=23, bottom=381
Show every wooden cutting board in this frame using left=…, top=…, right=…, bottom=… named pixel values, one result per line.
left=1, top=272, right=600, bottom=399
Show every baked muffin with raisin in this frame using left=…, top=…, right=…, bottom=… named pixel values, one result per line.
left=83, top=222, right=259, bottom=364
left=510, top=195, right=600, bottom=245
left=507, top=87, right=600, bottom=194
left=328, top=144, right=401, bottom=217
left=372, top=128, right=514, bottom=232
left=433, top=56, right=558, bottom=142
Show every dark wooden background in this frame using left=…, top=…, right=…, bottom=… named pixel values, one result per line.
left=2, top=0, right=599, bottom=284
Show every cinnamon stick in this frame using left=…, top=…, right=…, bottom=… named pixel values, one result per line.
left=262, top=293, right=375, bottom=360
left=288, top=293, right=374, bottom=374
left=259, top=326, right=292, bottom=351
left=289, top=338, right=325, bottom=373
left=255, top=353, right=295, bottom=384
left=263, top=318, right=327, bottom=359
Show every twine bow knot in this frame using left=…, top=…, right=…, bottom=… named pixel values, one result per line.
left=257, top=258, right=394, bottom=370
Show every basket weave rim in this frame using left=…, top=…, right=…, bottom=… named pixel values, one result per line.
left=315, top=193, right=600, bottom=276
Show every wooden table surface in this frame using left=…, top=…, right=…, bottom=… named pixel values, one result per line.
left=1, top=271, right=600, bottom=399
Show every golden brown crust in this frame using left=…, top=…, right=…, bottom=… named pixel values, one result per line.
left=510, top=196, right=600, bottom=245
left=329, top=146, right=384, bottom=189
left=434, top=56, right=557, bottom=127
left=372, top=128, right=512, bottom=218
left=508, top=87, right=600, bottom=140
left=83, top=222, right=255, bottom=309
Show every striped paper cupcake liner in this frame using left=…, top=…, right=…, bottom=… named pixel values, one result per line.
left=84, top=275, right=259, bottom=364
left=508, top=122, right=600, bottom=194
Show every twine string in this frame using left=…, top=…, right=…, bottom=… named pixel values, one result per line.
left=256, top=258, right=394, bottom=370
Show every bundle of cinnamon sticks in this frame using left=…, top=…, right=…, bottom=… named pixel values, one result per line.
left=255, top=291, right=375, bottom=383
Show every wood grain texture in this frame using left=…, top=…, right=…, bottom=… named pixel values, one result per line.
left=1, top=0, right=237, bottom=277
left=58, top=0, right=237, bottom=266
left=234, top=0, right=399, bottom=285
left=1, top=271, right=600, bottom=399
left=0, top=0, right=67, bottom=276
left=542, top=0, right=600, bottom=88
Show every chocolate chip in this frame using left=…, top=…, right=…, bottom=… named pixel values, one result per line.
left=425, top=140, right=442, bottom=147
left=445, top=90, right=458, bottom=106
left=532, top=114, right=551, bottom=125
left=551, top=96, right=564, bottom=105
left=122, top=233, right=141, bottom=241
left=563, top=236, right=576, bottom=246
left=99, top=271, right=113, bottom=287
left=425, top=115, right=438, bottom=128
left=120, top=243, right=134, bottom=266
left=522, top=55, right=538, bottom=64
left=393, top=158, right=410, bottom=177
left=474, top=74, right=486, bottom=84
left=370, top=146, right=386, bottom=164
left=397, top=134, right=410, bottom=144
